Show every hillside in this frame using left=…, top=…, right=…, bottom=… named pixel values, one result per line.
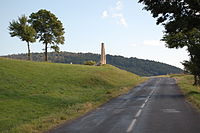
left=4, top=52, right=183, bottom=76
left=0, top=57, right=145, bottom=133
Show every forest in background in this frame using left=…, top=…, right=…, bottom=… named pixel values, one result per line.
left=3, top=52, right=183, bottom=76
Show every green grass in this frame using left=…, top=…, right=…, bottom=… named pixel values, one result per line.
left=0, top=57, right=146, bottom=133
left=170, top=74, right=200, bottom=109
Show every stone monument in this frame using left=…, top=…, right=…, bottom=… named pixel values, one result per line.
left=100, top=43, right=106, bottom=65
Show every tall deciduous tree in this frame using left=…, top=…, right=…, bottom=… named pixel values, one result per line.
left=138, top=0, right=200, bottom=85
left=9, top=15, right=36, bottom=60
left=29, top=9, right=65, bottom=61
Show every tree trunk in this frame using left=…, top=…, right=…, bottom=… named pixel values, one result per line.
left=197, top=75, right=200, bottom=86
left=193, top=75, right=200, bottom=86
left=193, top=75, right=197, bottom=86
left=27, top=42, right=31, bottom=60
left=44, top=43, right=48, bottom=61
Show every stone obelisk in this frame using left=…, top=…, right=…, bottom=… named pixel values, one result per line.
left=100, top=43, right=106, bottom=65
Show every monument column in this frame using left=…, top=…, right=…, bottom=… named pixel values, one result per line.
left=100, top=43, right=106, bottom=65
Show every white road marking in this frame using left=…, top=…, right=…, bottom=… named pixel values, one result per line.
left=145, top=89, right=155, bottom=103
left=135, top=109, right=142, bottom=117
left=150, top=89, right=154, bottom=95
left=126, top=88, right=156, bottom=133
left=141, top=103, right=145, bottom=108
left=145, top=99, right=148, bottom=103
left=126, top=119, right=137, bottom=132
left=126, top=109, right=143, bottom=132
left=162, top=109, right=180, bottom=113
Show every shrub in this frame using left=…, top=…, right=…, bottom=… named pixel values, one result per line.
left=84, top=60, right=96, bottom=65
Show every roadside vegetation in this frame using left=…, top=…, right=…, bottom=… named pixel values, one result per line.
left=170, top=74, right=200, bottom=109
left=0, top=58, right=146, bottom=133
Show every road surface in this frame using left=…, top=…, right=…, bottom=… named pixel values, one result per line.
left=47, top=77, right=200, bottom=133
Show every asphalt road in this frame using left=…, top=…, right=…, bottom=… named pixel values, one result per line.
left=47, top=77, right=200, bottom=133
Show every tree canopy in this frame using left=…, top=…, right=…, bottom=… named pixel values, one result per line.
left=29, top=9, right=65, bottom=61
left=139, top=0, right=200, bottom=85
left=8, top=15, right=36, bottom=60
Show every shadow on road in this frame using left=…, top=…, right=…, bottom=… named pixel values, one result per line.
left=186, top=91, right=200, bottom=97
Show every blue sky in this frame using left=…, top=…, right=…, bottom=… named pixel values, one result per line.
left=0, top=0, right=188, bottom=68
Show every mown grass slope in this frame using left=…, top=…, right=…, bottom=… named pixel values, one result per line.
left=170, top=74, right=200, bottom=109
left=0, top=57, right=145, bottom=133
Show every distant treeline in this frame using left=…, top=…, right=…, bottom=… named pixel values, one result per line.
left=3, top=52, right=183, bottom=76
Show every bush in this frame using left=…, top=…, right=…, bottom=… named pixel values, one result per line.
left=84, top=60, right=96, bottom=65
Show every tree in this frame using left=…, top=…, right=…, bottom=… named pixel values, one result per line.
left=182, top=60, right=200, bottom=85
left=138, top=0, right=200, bottom=85
left=29, top=9, right=65, bottom=61
left=9, top=15, right=36, bottom=60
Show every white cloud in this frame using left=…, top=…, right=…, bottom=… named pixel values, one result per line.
left=129, top=43, right=137, bottom=47
left=119, top=17, right=127, bottom=27
left=101, top=0, right=128, bottom=27
left=101, top=10, right=109, bottom=18
left=112, top=13, right=127, bottom=27
left=115, top=1, right=123, bottom=10
left=112, top=13, right=123, bottom=18
left=143, top=40, right=165, bottom=46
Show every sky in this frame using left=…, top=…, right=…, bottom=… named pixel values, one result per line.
left=0, top=0, right=189, bottom=68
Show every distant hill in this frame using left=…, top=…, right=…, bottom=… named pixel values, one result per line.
left=3, top=52, right=183, bottom=76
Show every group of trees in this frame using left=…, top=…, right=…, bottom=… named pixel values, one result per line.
left=138, top=0, right=200, bottom=85
left=9, top=9, right=65, bottom=61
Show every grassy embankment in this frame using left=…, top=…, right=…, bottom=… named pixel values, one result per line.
left=0, top=57, right=146, bottom=133
left=170, top=74, right=200, bottom=109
